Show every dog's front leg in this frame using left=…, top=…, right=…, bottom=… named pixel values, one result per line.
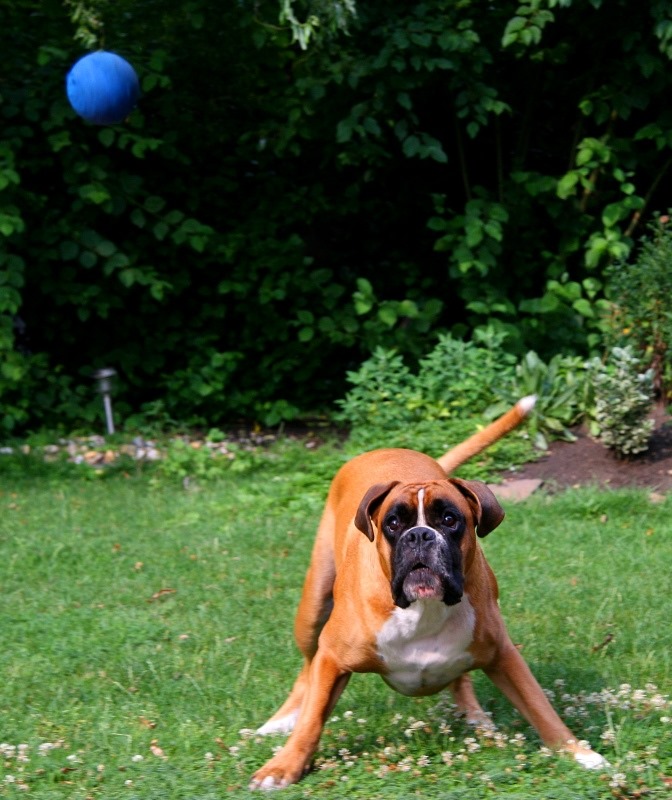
left=250, top=652, right=351, bottom=790
left=484, top=641, right=607, bottom=769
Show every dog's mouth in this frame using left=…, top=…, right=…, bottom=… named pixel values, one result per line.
left=402, top=564, right=443, bottom=601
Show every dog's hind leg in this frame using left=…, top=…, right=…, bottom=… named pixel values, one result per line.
left=293, top=503, right=337, bottom=658
left=257, top=507, right=337, bottom=736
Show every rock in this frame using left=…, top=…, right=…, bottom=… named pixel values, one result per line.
left=488, top=478, right=544, bottom=502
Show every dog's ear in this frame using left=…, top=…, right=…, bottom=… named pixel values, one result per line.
left=354, top=481, right=400, bottom=541
left=449, top=478, right=504, bottom=537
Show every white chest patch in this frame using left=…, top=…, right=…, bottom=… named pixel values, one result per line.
left=376, top=595, right=475, bottom=696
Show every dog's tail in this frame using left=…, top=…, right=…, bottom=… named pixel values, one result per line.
left=436, top=395, right=536, bottom=474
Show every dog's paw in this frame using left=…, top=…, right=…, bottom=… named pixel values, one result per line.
left=256, top=710, right=299, bottom=737
left=249, top=756, right=306, bottom=791
left=573, top=749, right=609, bottom=770
left=463, top=710, right=496, bottom=730
left=249, top=773, right=290, bottom=792
left=564, top=740, right=609, bottom=770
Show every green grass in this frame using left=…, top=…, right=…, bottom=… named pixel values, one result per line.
left=0, top=447, right=671, bottom=799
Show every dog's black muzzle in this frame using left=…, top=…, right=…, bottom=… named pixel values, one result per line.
left=391, top=527, right=463, bottom=609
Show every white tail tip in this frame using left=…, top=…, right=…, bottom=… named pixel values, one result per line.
left=517, top=395, right=537, bottom=415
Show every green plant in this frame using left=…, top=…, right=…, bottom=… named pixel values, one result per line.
left=153, top=437, right=258, bottom=484
left=488, top=351, right=586, bottom=450
left=336, top=333, right=533, bottom=476
left=414, top=327, right=517, bottom=419
left=587, top=346, right=654, bottom=458
left=335, top=347, right=416, bottom=431
left=605, top=218, right=672, bottom=398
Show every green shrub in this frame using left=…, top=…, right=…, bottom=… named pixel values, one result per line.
left=605, top=219, right=672, bottom=399
left=487, top=351, right=587, bottom=450
left=587, top=346, right=654, bottom=458
left=336, top=331, right=533, bottom=478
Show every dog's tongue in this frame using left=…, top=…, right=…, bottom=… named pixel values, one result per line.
left=415, top=584, right=440, bottom=598
left=404, top=567, right=442, bottom=601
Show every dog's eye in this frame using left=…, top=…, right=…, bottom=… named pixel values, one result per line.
left=385, top=515, right=401, bottom=534
left=442, top=511, right=458, bottom=529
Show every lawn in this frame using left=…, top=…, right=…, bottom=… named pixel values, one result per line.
left=0, top=446, right=670, bottom=799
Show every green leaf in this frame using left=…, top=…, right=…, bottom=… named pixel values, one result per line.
left=131, top=209, right=146, bottom=228
left=602, top=203, right=625, bottom=228
left=145, top=196, right=167, bottom=214
left=573, top=298, right=595, bottom=318
left=60, top=241, right=79, bottom=261
left=557, top=172, right=579, bottom=199
left=153, top=222, right=169, bottom=241
left=98, top=129, right=115, bottom=147
left=402, top=135, right=420, bottom=158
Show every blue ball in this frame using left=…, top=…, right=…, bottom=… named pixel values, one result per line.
left=66, top=51, right=140, bottom=125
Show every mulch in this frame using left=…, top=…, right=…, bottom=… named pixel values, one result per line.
left=509, top=404, right=672, bottom=492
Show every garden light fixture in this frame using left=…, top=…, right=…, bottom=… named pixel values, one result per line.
left=94, top=368, right=117, bottom=435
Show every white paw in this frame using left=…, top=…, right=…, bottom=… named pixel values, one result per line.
left=573, top=750, right=609, bottom=770
left=256, top=711, right=299, bottom=737
left=249, top=775, right=289, bottom=791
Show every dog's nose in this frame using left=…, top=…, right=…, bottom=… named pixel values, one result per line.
left=403, top=526, right=436, bottom=546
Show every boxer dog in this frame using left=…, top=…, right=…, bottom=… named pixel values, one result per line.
left=250, top=397, right=606, bottom=789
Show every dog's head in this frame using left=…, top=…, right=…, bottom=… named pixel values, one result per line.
left=354, top=479, right=504, bottom=609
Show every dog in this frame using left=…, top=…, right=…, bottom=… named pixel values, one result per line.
left=250, top=396, right=606, bottom=789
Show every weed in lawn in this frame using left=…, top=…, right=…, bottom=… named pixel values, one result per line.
left=0, top=454, right=670, bottom=798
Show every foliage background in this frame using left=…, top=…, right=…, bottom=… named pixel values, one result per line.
left=2, top=0, right=672, bottom=431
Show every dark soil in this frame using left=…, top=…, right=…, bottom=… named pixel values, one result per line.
left=511, top=404, right=672, bottom=491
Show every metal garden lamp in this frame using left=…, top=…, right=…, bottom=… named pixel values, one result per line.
left=94, top=368, right=117, bottom=435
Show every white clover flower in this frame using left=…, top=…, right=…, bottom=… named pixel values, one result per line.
left=609, top=773, right=627, bottom=789
left=131, top=754, right=144, bottom=763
